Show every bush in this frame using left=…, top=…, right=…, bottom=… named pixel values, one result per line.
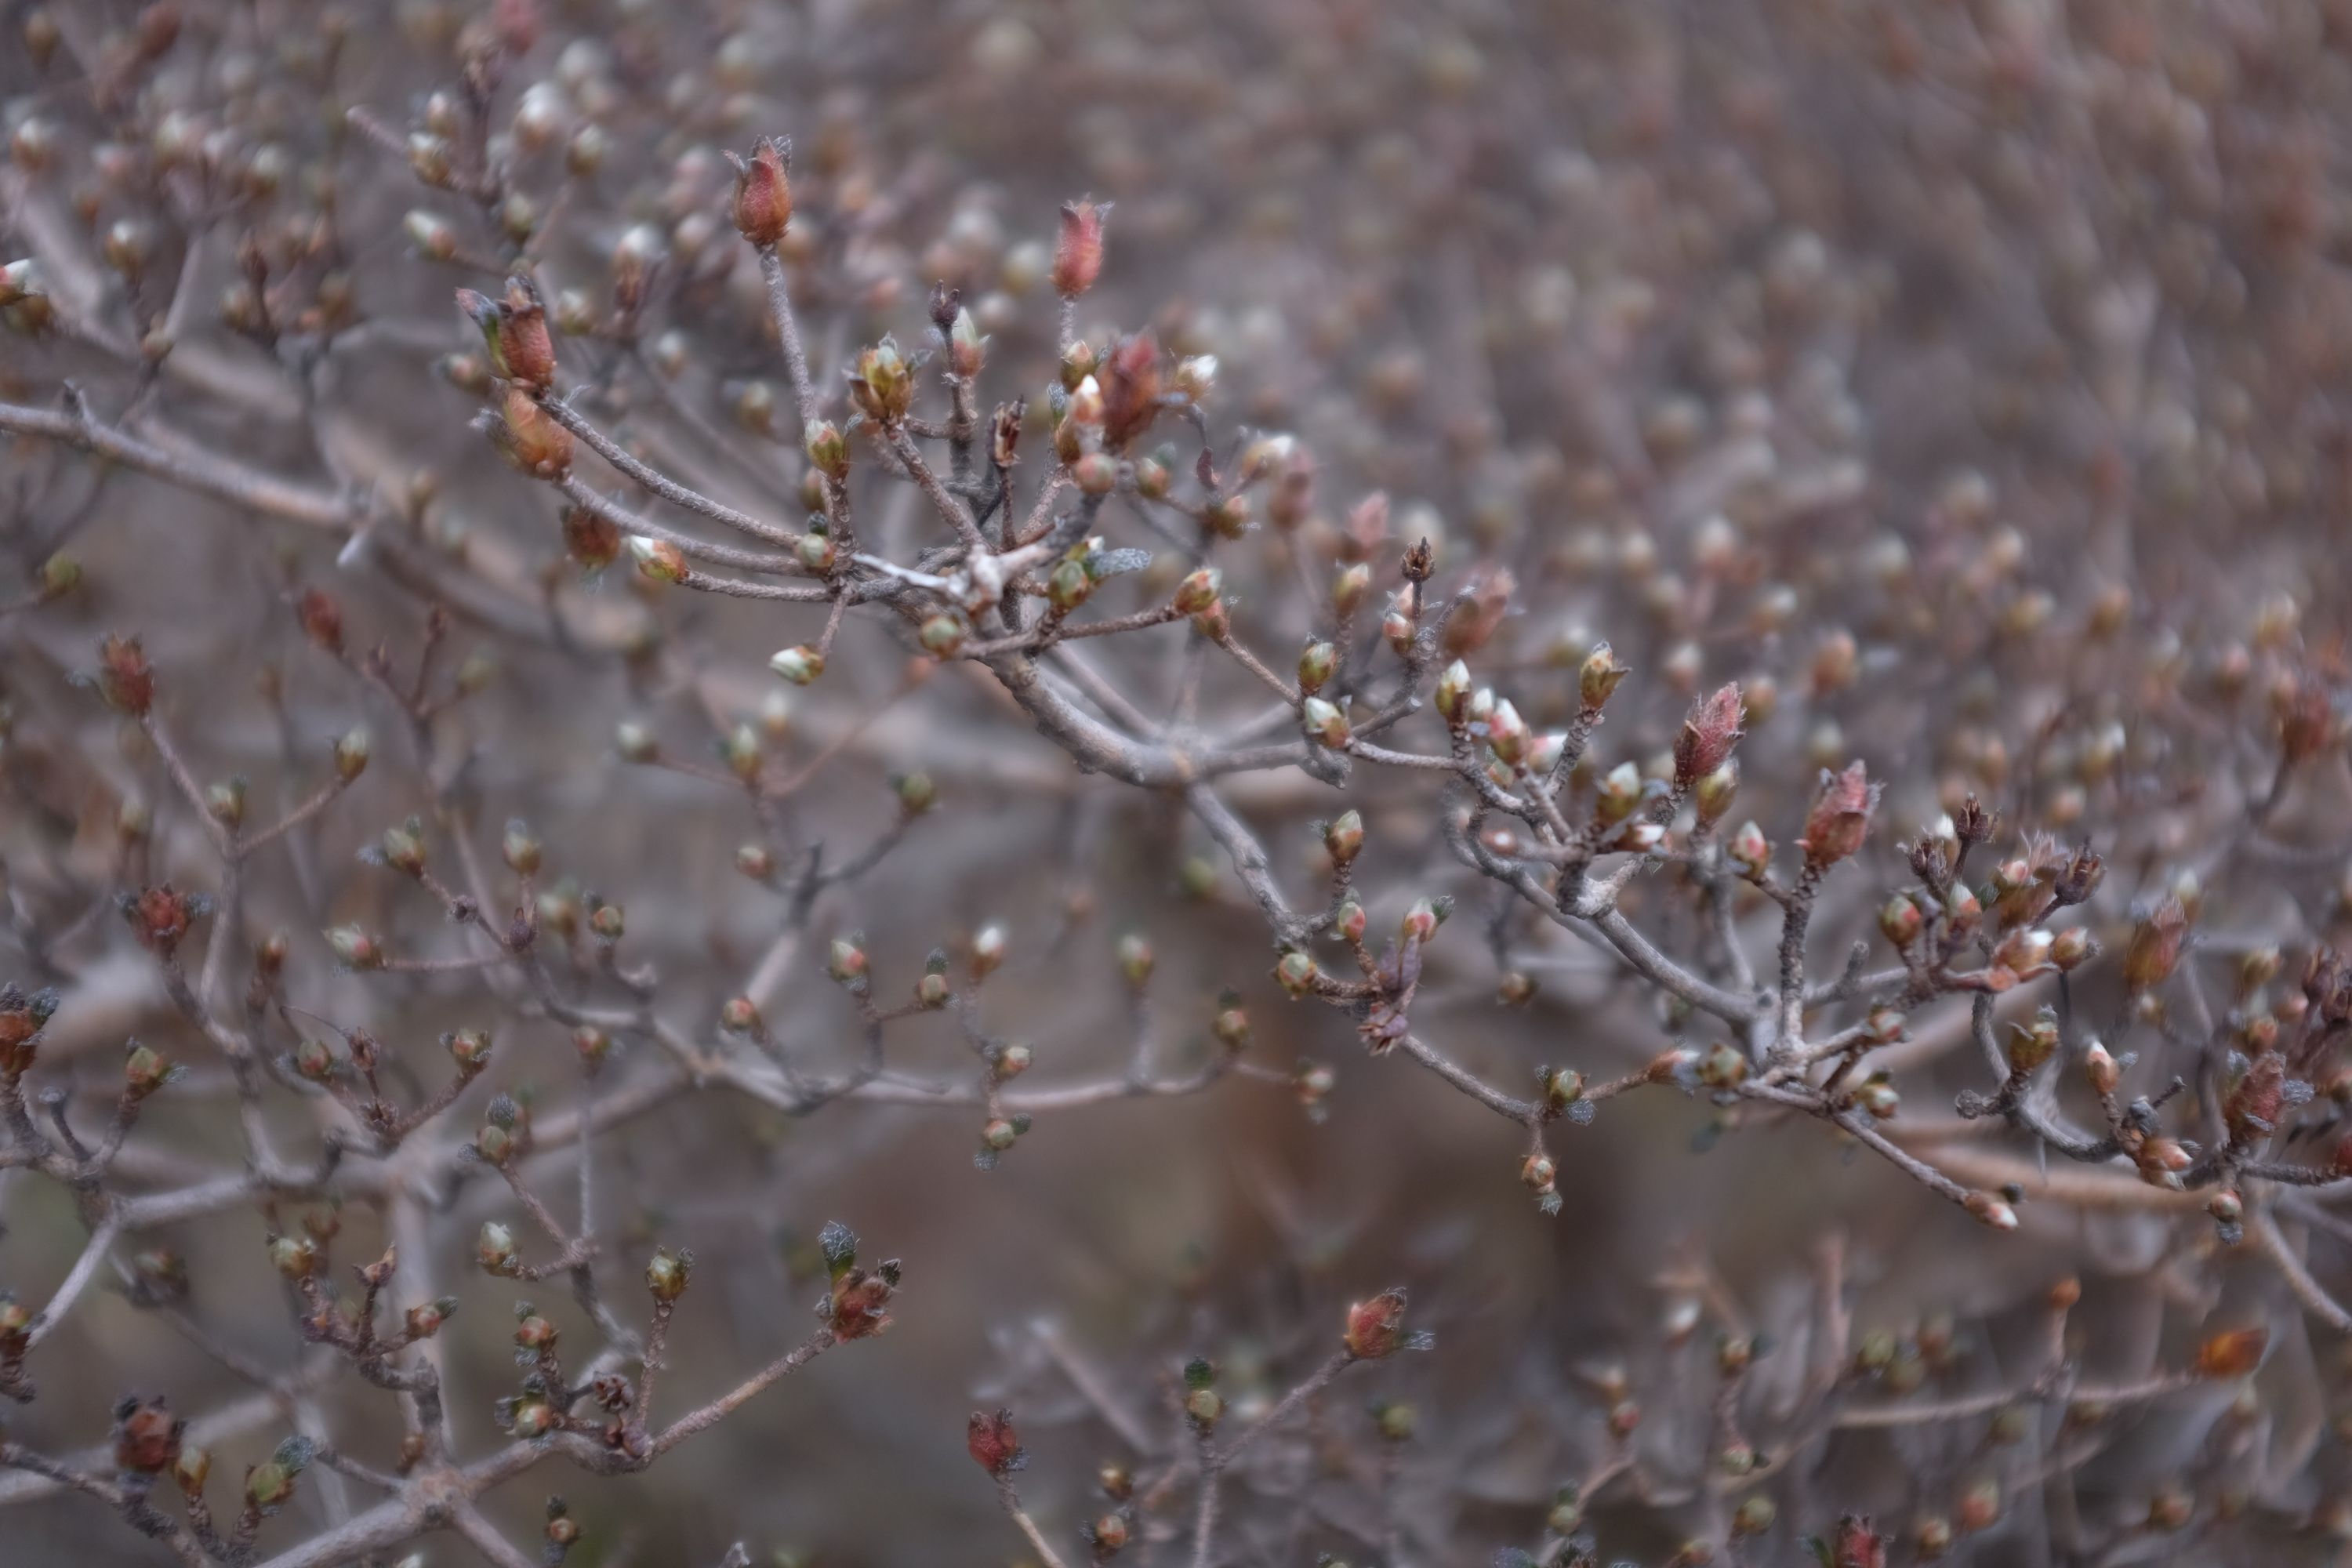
left=4, top=1, right=2352, bottom=1564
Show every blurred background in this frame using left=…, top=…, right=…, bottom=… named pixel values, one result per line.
left=9, top=0, right=2352, bottom=1563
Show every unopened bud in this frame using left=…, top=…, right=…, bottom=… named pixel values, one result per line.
left=1276, top=949, right=1319, bottom=997
left=1580, top=643, right=1629, bottom=709
left=2084, top=1041, right=2119, bottom=1097
left=1435, top=660, right=1472, bottom=725
left=1332, top=561, right=1372, bottom=615
left=645, top=1247, right=691, bottom=1303
left=1964, top=1191, right=2018, bottom=1231
left=1174, top=567, right=1222, bottom=616
left=477, top=1221, right=518, bottom=1273
left=1302, top=696, right=1351, bottom=749
left=769, top=644, right=826, bottom=685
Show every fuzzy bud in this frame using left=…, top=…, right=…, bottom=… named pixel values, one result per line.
left=967, top=1408, right=1023, bottom=1475
left=1673, top=684, right=1744, bottom=789
left=1054, top=200, right=1108, bottom=296
left=727, top=136, right=793, bottom=247
left=2122, top=897, right=2189, bottom=992
left=1342, top=1289, right=1410, bottom=1359
left=1801, top=761, right=1875, bottom=869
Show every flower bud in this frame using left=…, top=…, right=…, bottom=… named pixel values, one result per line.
left=1276, top=949, right=1319, bottom=997
left=967, top=1408, right=1022, bottom=1475
left=1963, top=1192, right=2018, bottom=1231
left=1699, top=1043, right=1749, bottom=1089
left=949, top=308, right=985, bottom=379
left=1579, top=643, right=1629, bottom=709
left=1333, top=562, right=1371, bottom=616
left=1486, top=699, right=1530, bottom=766
left=403, top=209, right=458, bottom=260
left=2195, top=1326, right=2267, bottom=1379
left=477, top=1221, right=518, bottom=1274
left=1521, top=1152, right=1557, bottom=1197
left=2008, top=1011, right=2060, bottom=1074
left=1053, top=199, right=1107, bottom=296
left=1801, top=761, right=1875, bottom=869
left=123, top=1040, right=172, bottom=1098
left=1343, top=1289, right=1410, bottom=1359
left=1990, top=927, right=2053, bottom=978
left=972, top=924, right=1007, bottom=976
left=1323, top=810, right=1364, bottom=865
left=293, top=1036, right=335, bottom=1082
left=1540, top=1067, right=1584, bottom=1112
left=804, top=421, right=850, bottom=481
left=1435, top=660, right=1472, bottom=725
left=848, top=337, right=913, bottom=426
left=2084, top=1041, right=2119, bottom=1097
left=502, top=822, right=542, bottom=876
left=2122, top=896, right=2189, bottom=992
left=645, top=1247, right=691, bottom=1303
left=325, top=924, right=383, bottom=970
left=0, top=257, right=43, bottom=308
left=96, top=634, right=155, bottom=714
left=1672, top=684, right=1744, bottom=789
left=1731, top=822, right=1769, bottom=884
left=1298, top=641, right=1338, bottom=695
left=1302, top=696, right=1351, bottom=749
left=268, top=1234, right=318, bottom=1280
left=1334, top=898, right=1367, bottom=943
left=919, top=614, right=967, bottom=659
left=509, top=1399, right=557, bottom=1440
left=37, top=551, right=80, bottom=599
left=495, top=385, right=572, bottom=477
left=615, top=720, right=658, bottom=763
left=769, top=644, right=826, bottom=685
left=727, top=136, right=793, bottom=247
left=1174, top=568, right=1222, bottom=616
left=1047, top=557, right=1093, bottom=612
left=1693, top=760, right=1738, bottom=826
left=1595, top=761, right=1643, bottom=827
left=446, top=1027, right=493, bottom=1070
left=1878, top=893, right=1923, bottom=947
